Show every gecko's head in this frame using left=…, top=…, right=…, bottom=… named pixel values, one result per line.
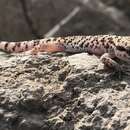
left=114, top=36, right=130, bottom=62
left=116, top=36, right=130, bottom=56
left=116, top=45, right=130, bottom=56
left=115, top=45, right=130, bottom=62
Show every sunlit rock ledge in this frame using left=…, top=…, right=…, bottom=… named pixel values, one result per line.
left=0, top=53, right=130, bottom=130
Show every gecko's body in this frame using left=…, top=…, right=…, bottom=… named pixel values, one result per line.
left=1, top=35, right=130, bottom=71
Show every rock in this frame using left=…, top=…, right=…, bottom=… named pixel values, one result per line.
left=0, top=53, right=130, bottom=130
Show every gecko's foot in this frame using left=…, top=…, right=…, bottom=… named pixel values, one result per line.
left=100, top=53, right=124, bottom=79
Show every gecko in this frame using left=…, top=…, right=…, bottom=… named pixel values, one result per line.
left=0, top=35, right=130, bottom=73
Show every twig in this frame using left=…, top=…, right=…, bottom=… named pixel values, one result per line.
left=44, top=6, right=80, bottom=37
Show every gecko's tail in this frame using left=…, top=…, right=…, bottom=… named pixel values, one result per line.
left=0, top=41, right=12, bottom=53
left=0, top=36, right=72, bottom=54
left=0, top=38, right=65, bottom=54
left=0, top=40, right=40, bottom=53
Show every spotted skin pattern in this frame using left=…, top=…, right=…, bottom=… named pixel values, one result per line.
left=1, top=35, right=130, bottom=72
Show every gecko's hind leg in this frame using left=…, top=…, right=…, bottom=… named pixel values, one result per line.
left=100, top=53, right=122, bottom=79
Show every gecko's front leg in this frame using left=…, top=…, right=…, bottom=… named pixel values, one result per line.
left=100, top=53, right=121, bottom=71
left=100, top=53, right=122, bottom=78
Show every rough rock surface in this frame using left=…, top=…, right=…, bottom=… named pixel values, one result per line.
left=0, top=53, right=130, bottom=130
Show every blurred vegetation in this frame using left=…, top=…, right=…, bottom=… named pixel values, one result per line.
left=0, top=0, right=130, bottom=41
